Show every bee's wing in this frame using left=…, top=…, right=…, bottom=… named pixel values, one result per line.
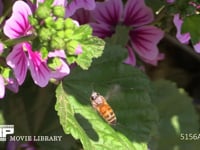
left=105, top=84, right=121, bottom=101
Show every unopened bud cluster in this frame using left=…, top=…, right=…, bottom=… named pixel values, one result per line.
left=29, top=3, right=80, bottom=56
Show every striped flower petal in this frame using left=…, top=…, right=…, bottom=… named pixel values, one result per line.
left=6, top=43, right=28, bottom=85
left=3, top=1, right=32, bottom=39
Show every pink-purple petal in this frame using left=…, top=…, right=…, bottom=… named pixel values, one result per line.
left=6, top=43, right=28, bottom=85
left=48, top=50, right=66, bottom=58
left=124, top=46, right=136, bottom=66
left=0, top=75, right=5, bottom=99
left=6, top=78, right=19, bottom=93
left=173, top=14, right=191, bottom=44
left=129, top=25, right=164, bottom=60
left=193, top=42, right=200, bottom=53
left=28, top=49, right=50, bottom=87
left=48, top=50, right=70, bottom=79
left=50, top=59, right=70, bottom=79
left=92, top=0, right=122, bottom=26
left=75, top=44, right=82, bottom=55
left=90, top=22, right=114, bottom=38
left=123, top=0, right=154, bottom=27
left=140, top=53, right=165, bottom=66
left=3, top=1, right=32, bottom=39
left=71, top=8, right=94, bottom=25
left=166, top=0, right=175, bottom=4
left=65, top=0, right=95, bottom=17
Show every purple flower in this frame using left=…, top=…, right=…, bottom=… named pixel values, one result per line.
left=6, top=141, right=36, bottom=150
left=3, top=1, right=70, bottom=86
left=74, top=0, right=164, bottom=66
left=0, top=75, right=5, bottom=99
left=48, top=50, right=70, bottom=79
left=6, top=42, right=51, bottom=87
left=173, top=14, right=191, bottom=44
left=173, top=13, right=200, bottom=53
left=0, top=71, right=19, bottom=99
left=166, top=0, right=175, bottom=4
left=65, top=0, right=95, bottom=17
left=3, top=1, right=33, bottom=39
left=6, top=77, right=19, bottom=93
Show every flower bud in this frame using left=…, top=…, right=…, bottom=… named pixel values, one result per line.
left=53, top=6, right=65, bottom=18
left=39, top=27, right=51, bottom=41
left=36, top=4, right=51, bottom=19
left=64, top=29, right=74, bottom=39
left=57, top=30, right=65, bottom=39
left=44, top=17, right=54, bottom=28
left=29, top=15, right=39, bottom=27
left=64, top=18, right=76, bottom=29
left=54, top=18, right=64, bottom=30
left=51, top=37, right=65, bottom=49
left=65, top=40, right=79, bottom=55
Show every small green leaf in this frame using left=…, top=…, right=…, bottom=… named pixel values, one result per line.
left=1, top=67, right=12, bottom=79
left=40, top=47, right=48, bottom=59
left=48, top=57, right=62, bottom=70
left=65, top=40, right=79, bottom=55
left=0, top=111, right=5, bottom=125
left=182, top=15, right=200, bottom=44
left=72, top=25, right=92, bottom=40
left=105, top=25, right=130, bottom=47
left=76, top=37, right=105, bottom=69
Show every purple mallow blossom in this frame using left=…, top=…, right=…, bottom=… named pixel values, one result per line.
left=3, top=1, right=33, bottom=39
left=0, top=75, right=18, bottom=99
left=6, top=141, right=37, bottom=150
left=3, top=1, right=70, bottom=87
left=65, top=0, right=95, bottom=17
left=6, top=42, right=51, bottom=87
left=173, top=13, right=200, bottom=53
left=48, top=50, right=70, bottom=80
left=0, top=75, right=5, bottom=98
left=166, top=0, right=176, bottom=4
left=73, top=0, right=164, bottom=66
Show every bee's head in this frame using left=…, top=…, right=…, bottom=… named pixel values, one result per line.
left=90, top=92, right=99, bottom=101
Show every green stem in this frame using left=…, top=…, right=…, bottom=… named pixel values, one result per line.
left=3, top=34, right=36, bottom=47
left=152, top=5, right=167, bottom=25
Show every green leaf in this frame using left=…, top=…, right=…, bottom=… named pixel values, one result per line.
left=0, top=110, right=5, bottom=125
left=76, top=37, right=105, bottom=69
left=182, top=15, right=200, bottom=44
left=72, top=25, right=92, bottom=40
left=48, top=57, right=62, bottom=70
left=55, top=45, right=158, bottom=149
left=1, top=67, right=12, bottom=79
left=144, top=0, right=164, bottom=12
left=105, top=26, right=130, bottom=47
left=149, top=80, right=199, bottom=150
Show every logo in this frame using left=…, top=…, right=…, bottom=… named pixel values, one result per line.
left=0, top=125, right=14, bottom=141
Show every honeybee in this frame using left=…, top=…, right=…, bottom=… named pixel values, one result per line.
left=90, top=92, right=117, bottom=125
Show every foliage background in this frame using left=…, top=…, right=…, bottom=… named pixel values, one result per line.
left=1, top=0, right=200, bottom=150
